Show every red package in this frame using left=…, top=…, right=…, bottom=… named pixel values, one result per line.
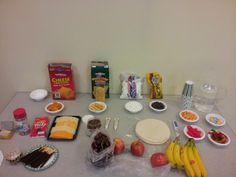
left=48, top=63, right=76, bottom=100
left=31, top=117, right=49, bottom=137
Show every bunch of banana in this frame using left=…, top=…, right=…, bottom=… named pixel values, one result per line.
left=166, top=139, right=177, bottom=168
left=173, top=139, right=185, bottom=169
left=191, top=139, right=208, bottom=177
left=166, top=138, right=184, bottom=169
left=181, top=139, right=208, bottom=177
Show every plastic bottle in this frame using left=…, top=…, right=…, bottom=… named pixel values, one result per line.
left=13, top=108, right=30, bottom=136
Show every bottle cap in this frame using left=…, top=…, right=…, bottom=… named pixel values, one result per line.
left=13, top=108, right=26, bottom=120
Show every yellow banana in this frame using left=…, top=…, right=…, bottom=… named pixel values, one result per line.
left=173, top=140, right=184, bottom=169
left=192, top=140, right=208, bottom=177
left=166, top=140, right=177, bottom=168
left=181, top=142, right=195, bottom=177
left=187, top=141, right=201, bottom=177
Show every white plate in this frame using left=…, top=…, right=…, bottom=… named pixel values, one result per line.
left=149, top=100, right=167, bottom=113
left=0, top=150, right=3, bottom=166
left=88, top=101, right=107, bottom=113
left=207, top=130, right=231, bottom=146
left=45, top=102, right=64, bottom=114
left=179, top=110, right=199, bottom=123
left=183, top=125, right=205, bottom=141
left=30, top=89, right=48, bottom=101
left=205, top=113, right=226, bottom=127
left=125, top=101, right=143, bottom=113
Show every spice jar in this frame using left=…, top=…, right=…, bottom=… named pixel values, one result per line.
left=13, top=108, right=30, bottom=136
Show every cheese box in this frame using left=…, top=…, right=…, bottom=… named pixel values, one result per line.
left=48, top=63, right=76, bottom=100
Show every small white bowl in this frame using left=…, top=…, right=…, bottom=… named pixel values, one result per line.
left=125, top=101, right=143, bottom=113
left=30, top=89, right=48, bottom=101
left=45, top=102, right=64, bottom=114
left=149, top=100, right=167, bottom=113
left=82, top=115, right=95, bottom=124
left=88, top=101, right=107, bottom=113
left=184, top=125, right=205, bottom=141
left=179, top=110, right=199, bottom=123
left=208, top=130, right=231, bottom=146
left=205, top=113, right=226, bottom=127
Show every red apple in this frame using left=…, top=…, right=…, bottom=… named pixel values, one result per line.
left=130, top=140, right=145, bottom=157
left=150, top=152, right=169, bottom=167
left=113, top=138, right=125, bottom=155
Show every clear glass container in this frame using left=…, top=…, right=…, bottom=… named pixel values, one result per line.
left=193, top=83, right=218, bottom=112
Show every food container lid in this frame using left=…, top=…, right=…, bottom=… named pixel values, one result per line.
left=201, top=83, right=217, bottom=93
left=87, top=119, right=101, bottom=130
left=13, top=108, right=26, bottom=119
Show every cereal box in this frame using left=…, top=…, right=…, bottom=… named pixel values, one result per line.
left=91, top=61, right=109, bottom=99
left=48, top=63, right=76, bottom=100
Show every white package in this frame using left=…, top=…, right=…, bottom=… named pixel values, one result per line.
left=120, top=73, right=143, bottom=99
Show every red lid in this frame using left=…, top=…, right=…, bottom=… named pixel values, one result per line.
left=13, top=108, right=26, bottom=119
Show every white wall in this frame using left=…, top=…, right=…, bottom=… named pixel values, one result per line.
left=0, top=0, right=236, bottom=112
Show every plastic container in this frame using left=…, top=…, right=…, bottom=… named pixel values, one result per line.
left=13, top=108, right=30, bottom=136
left=0, top=121, right=14, bottom=139
left=87, top=129, right=114, bottom=168
left=194, top=83, right=217, bottom=112
left=5, top=149, right=22, bottom=165
left=86, top=119, right=101, bottom=136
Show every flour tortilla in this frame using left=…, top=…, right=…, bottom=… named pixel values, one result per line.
left=135, top=119, right=171, bottom=145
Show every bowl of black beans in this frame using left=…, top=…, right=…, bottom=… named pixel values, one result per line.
left=149, top=100, right=167, bottom=113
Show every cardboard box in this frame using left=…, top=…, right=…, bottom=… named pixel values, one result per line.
left=91, top=61, right=109, bottom=99
left=48, top=63, right=76, bottom=100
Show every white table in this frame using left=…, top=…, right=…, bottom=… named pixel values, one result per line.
left=0, top=92, right=235, bottom=177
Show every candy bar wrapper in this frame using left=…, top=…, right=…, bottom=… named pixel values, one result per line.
left=146, top=72, right=163, bottom=99
left=30, top=117, right=49, bottom=137
left=120, top=73, right=144, bottom=99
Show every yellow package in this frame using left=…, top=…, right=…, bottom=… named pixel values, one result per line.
left=146, top=72, right=163, bottom=99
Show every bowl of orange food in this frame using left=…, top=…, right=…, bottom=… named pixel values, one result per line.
left=179, top=110, right=199, bottom=123
left=45, top=102, right=64, bottom=114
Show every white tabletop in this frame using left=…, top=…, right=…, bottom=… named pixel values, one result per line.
left=0, top=92, right=235, bottom=177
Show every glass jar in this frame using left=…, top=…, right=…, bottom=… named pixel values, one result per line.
left=13, top=108, right=30, bottom=136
